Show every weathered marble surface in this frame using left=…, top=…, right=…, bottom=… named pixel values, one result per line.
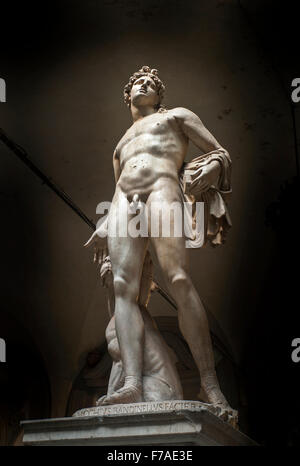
left=22, top=401, right=256, bottom=446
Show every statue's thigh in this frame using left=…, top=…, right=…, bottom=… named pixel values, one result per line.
left=108, top=233, right=148, bottom=279
left=106, top=194, right=149, bottom=285
left=150, top=235, right=189, bottom=275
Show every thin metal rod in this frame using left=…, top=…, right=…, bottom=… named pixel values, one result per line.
left=153, top=279, right=177, bottom=310
left=0, top=127, right=96, bottom=230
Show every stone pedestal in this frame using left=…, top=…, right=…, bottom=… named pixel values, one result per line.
left=21, top=401, right=256, bottom=446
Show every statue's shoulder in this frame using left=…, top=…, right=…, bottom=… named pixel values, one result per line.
left=169, top=107, right=197, bottom=121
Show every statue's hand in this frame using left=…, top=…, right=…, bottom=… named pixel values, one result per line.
left=189, top=160, right=221, bottom=195
left=84, top=223, right=108, bottom=266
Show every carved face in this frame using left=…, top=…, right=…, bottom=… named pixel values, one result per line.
left=130, top=75, right=160, bottom=108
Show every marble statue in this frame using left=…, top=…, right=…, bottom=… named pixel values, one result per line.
left=85, top=66, right=237, bottom=424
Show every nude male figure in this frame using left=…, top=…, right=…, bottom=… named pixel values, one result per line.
left=86, top=66, right=235, bottom=418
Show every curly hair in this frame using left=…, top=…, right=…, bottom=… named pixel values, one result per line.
left=123, top=65, right=166, bottom=112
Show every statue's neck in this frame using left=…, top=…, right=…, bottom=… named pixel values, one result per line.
left=131, top=104, right=157, bottom=122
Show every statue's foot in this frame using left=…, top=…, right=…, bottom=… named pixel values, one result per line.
left=198, top=387, right=238, bottom=428
left=96, top=378, right=143, bottom=406
left=211, top=401, right=239, bottom=428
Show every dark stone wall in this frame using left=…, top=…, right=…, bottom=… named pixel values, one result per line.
left=0, top=0, right=299, bottom=443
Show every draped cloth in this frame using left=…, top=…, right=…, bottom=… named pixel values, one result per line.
left=179, top=148, right=232, bottom=248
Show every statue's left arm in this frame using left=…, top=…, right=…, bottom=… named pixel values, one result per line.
left=173, top=107, right=231, bottom=193
left=173, top=107, right=232, bottom=247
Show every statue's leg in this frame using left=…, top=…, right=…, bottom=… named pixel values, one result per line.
left=140, top=306, right=183, bottom=401
left=97, top=191, right=149, bottom=406
left=105, top=317, right=124, bottom=395
left=148, top=188, right=238, bottom=424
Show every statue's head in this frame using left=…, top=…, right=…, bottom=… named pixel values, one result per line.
left=123, top=65, right=166, bottom=112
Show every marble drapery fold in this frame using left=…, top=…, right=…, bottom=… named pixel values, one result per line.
left=180, top=148, right=232, bottom=248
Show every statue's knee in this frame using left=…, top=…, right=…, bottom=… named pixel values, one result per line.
left=169, top=270, right=189, bottom=289
left=113, top=276, right=128, bottom=296
left=113, top=275, right=139, bottom=300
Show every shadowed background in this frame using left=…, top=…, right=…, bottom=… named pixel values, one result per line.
left=0, top=0, right=299, bottom=445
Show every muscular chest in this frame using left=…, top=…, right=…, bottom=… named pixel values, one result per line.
left=118, top=112, right=182, bottom=158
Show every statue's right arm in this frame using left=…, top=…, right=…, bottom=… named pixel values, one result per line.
left=113, top=148, right=121, bottom=184
left=84, top=149, right=120, bottom=253
left=84, top=149, right=121, bottom=253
